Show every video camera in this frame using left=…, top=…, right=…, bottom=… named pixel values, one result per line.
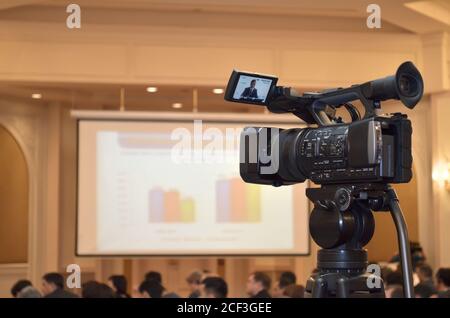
left=224, top=62, right=424, bottom=186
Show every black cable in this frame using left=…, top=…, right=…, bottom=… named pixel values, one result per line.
left=386, top=186, right=415, bottom=298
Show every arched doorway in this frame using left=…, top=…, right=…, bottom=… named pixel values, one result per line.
left=0, top=124, right=29, bottom=263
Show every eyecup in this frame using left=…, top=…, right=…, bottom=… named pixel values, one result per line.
left=395, top=61, right=424, bottom=109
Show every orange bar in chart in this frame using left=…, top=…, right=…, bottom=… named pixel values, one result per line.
left=164, top=190, right=181, bottom=223
left=230, top=178, right=246, bottom=222
left=181, top=198, right=195, bottom=223
left=246, top=184, right=261, bottom=222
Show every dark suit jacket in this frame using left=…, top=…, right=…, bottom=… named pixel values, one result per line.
left=241, top=87, right=258, bottom=98
left=252, top=289, right=271, bottom=298
left=438, top=289, right=450, bottom=298
left=44, top=288, right=79, bottom=298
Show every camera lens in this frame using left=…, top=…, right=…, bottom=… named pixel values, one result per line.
left=398, top=74, right=418, bottom=97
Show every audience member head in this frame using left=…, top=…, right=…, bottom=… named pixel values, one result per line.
left=246, top=272, right=271, bottom=297
left=82, top=281, right=115, bottom=298
left=410, top=242, right=426, bottom=269
left=201, top=277, right=228, bottom=298
left=17, top=286, right=41, bottom=298
left=41, top=272, right=64, bottom=296
left=416, top=263, right=433, bottom=283
left=283, top=284, right=305, bottom=298
left=280, top=271, right=296, bottom=287
left=145, top=271, right=162, bottom=284
left=186, top=271, right=202, bottom=294
left=11, top=279, right=32, bottom=298
left=139, top=279, right=164, bottom=298
left=273, top=271, right=297, bottom=297
left=385, top=270, right=403, bottom=287
left=108, top=275, right=129, bottom=298
left=436, top=268, right=450, bottom=291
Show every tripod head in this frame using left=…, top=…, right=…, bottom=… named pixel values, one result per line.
left=305, top=184, right=414, bottom=298
left=307, top=183, right=394, bottom=251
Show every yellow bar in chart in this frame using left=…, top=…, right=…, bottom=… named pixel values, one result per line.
left=181, top=198, right=195, bottom=223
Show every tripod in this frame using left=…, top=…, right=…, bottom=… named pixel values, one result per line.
left=304, top=183, right=415, bottom=298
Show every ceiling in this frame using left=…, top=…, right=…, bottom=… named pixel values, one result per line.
left=0, top=0, right=447, bottom=112
left=0, top=0, right=407, bottom=34
left=0, top=0, right=383, bottom=16
left=0, top=0, right=447, bottom=34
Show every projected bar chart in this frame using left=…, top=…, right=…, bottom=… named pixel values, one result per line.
left=148, top=188, right=195, bottom=223
left=216, top=177, right=261, bottom=223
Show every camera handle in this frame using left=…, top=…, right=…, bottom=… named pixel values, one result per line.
left=306, top=184, right=414, bottom=298
left=307, top=88, right=381, bottom=127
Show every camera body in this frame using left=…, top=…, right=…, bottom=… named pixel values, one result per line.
left=240, top=114, right=412, bottom=186
left=226, top=62, right=423, bottom=187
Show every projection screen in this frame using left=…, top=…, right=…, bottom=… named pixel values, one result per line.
left=75, top=111, right=310, bottom=256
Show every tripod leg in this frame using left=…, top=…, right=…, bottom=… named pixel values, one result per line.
left=386, top=187, right=415, bottom=298
left=336, top=277, right=349, bottom=298
left=311, top=276, right=327, bottom=298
